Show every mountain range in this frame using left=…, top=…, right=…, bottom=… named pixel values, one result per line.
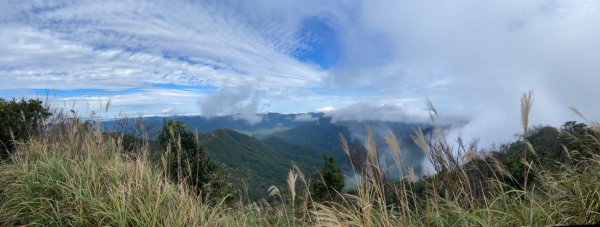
left=102, top=112, right=432, bottom=200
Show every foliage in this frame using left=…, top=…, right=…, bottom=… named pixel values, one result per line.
left=156, top=120, right=227, bottom=199
left=490, top=122, right=599, bottom=188
left=271, top=117, right=352, bottom=170
left=560, top=121, right=600, bottom=159
left=0, top=98, right=51, bottom=158
left=311, top=154, right=345, bottom=201
left=197, top=128, right=322, bottom=201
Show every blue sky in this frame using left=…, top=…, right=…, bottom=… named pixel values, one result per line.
left=1, top=0, right=600, bottom=144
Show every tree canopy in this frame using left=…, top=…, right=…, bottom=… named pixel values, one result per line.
left=157, top=120, right=228, bottom=198
left=311, top=154, right=344, bottom=201
left=0, top=98, right=51, bottom=159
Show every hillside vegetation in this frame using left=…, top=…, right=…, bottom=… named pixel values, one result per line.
left=1, top=94, right=600, bottom=226
left=198, top=128, right=323, bottom=200
left=103, top=125, right=324, bottom=201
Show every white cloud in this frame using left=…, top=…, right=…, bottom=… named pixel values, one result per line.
left=328, top=103, right=429, bottom=123
left=339, top=0, right=600, bottom=145
left=199, top=84, right=265, bottom=124
left=316, top=106, right=336, bottom=113
left=44, top=88, right=206, bottom=118
left=293, top=113, right=318, bottom=122
left=160, top=107, right=174, bottom=115
left=0, top=25, right=217, bottom=90
left=1, top=0, right=600, bottom=146
left=0, top=0, right=327, bottom=93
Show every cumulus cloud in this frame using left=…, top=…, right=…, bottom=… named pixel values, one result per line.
left=328, top=103, right=429, bottom=123
left=200, top=84, right=264, bottom=124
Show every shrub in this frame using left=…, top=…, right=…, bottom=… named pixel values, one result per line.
left=0, top=98, right=51, bottom=158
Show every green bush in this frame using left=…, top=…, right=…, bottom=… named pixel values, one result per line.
left=0, top=98, right=51, bottom=158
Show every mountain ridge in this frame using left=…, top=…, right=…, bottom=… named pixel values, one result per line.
left=197, top=128, right=323, bottom=200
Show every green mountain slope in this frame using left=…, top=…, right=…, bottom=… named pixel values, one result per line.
left=270, top=118, right=436, bottom=177
left=270, top=118, right=351, bottom=170
left=197, top=128, right=322, bottom=200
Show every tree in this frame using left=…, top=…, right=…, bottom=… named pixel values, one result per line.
left=528, top=126, right=561, bottom=160
left=157, top=120, right=227, bottom=198
left=559, top=121, right=598, bottom=159
left=311, top=154, right=344, bottom=201
left=0, top=98, right=51, bottom=159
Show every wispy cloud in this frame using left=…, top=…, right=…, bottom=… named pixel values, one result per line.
left=0, top=0, right=327, bottom=112
left=1, top=0, right=600, bottom=144
left=47, top=88, right=206, bottom=117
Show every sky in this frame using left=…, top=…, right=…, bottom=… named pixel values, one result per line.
left=1, top=0, right=600, bottom=145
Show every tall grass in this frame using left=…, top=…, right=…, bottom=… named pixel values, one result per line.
left=0, top=118, right=229, bottom=226
left=1, top=92, right=599, bottom=226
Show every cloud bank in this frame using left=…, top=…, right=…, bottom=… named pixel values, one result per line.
left=200, top=84, right=264, bottom=124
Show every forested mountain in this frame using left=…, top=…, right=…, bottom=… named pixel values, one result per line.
left=270, top=117, right=434, bottom=175
left=103, top=113, right=437, bottom=178
left=100, top=112, right=453, bottom=200
left=269, top=117, right=351, bottom=169
left=197, top=128, right=323, bottom=200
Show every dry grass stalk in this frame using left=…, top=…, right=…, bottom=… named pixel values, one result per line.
left=426, top=98, right=438, bottom=122
left=521, top=90, right=534, bottom=139
left=287, top=170, right=298, bottom=202
left=405, top=167, right=417, bottom=183
left=339, top=132, right=355, bottom=173
left=385, top=129, right=403, bottom=176
left=465, top=151, right=480, bottom=162
left=268, top=185, right=281, bottom=199
left=364, top=126, right=378, bottom=164
left=570, top=106, right=587, bottom=122
left=411, top=128, right=430, bottom=160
